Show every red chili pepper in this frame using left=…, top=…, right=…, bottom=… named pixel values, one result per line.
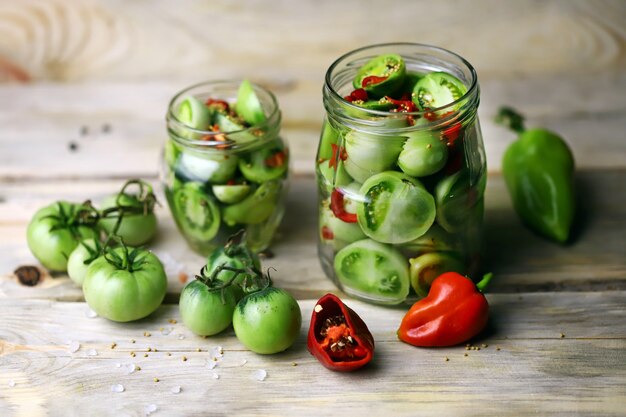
left=205, top=98, right=230, bottom=113
left=344, top=88, right=368, bottom=103
left=361, top=75, right=388, bottom=88
left=328, top=144, right=347, bottom=170
left=321, top=226, right=334, bottom=240
left=397, top=272, right=491, bottom=347
left=307, top=293, right=374, bottom=372
left=330, top=188, right=357, bottom=223
left=265, top=150, right=286, bottom=168
left=385, top=96, right=416, bottom=113
left=442, top=122, right=463, bottom=148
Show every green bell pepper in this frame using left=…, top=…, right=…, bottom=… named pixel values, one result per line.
left=496, top=107, right=575, bottom=243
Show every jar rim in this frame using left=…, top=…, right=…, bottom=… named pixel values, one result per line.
left=324, top=42, right=478, bottom=118
left=166, top=79, right=281, bottom=149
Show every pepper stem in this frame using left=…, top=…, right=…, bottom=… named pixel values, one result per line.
left=494, top=107, right=526, bottom=134
left=476, top=272, right=494, bottom=293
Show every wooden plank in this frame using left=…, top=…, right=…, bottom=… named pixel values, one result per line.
left=0, top=292, right=625, bottom=416
left=1, top=171, right=625, bottom=301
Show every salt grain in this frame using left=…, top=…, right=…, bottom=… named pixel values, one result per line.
left=87, top=349, right=98, bottom=356
left=8, top=380, right=15, bottom=387
left=170, top=386, right=181, bottom=394
left=115, top=363, right=121, bottom=368
left=111, top=384, right=125, bottom=393
left=144, top=404, right=158, bottom=415
left=210, top=346, right=223, bottom=360
left=238, top=359, right=247, bottom=367
left=178, top=335, right=185, bottom=340
left=85, top=308, right=98, bottom=318
left=68, top=341, right=80, bottom=353
left=126, top=363, right=138, bottom=374
left=251, top=369, right=267, bottom=381
left=212, top=373, right=219, bottom=380
left=207, top=360, right=217, bottom=370
left=160, top=327, right=173, bottom=336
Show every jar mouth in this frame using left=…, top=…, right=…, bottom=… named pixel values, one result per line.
left=324, top=42, right=478, bottom=118
left=166, top=80, right=281, bottom=149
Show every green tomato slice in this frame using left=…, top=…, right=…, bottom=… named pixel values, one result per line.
left=400, top=224, right=460, bottom=254
left=177, top=151, right=239, bottom=184
left=334, top=239, right=410, bottom=304
left=172, top=182, right=221, bottom=241
left=318, top=120, right=340, bottom=161
left=239, top=142, right=288, bottom=183
left=343, top=130, right=403, bottom=183
left=179, top=280, right=238, bottom=336
left=212, top=183, right=252, bottom=204
left=235, top=79, right=266, bottom=126
left=435, top=170, right=480, bottom=233
left=213, top=112, right=259, bottom=144
left=353, top=54, right=406, bottom=98
left=176, top=95, right=212, bottom=139
left=317, top=159, right=352, bottom=194
left=412, top=72, right=467, bottom=110
left=409, top=252, right=466, bottom=297
left=222, top=181, right=281, bottom=226
left=353, top=97, right=396, bottom=111
left=397, top=130, right=448, bottom=177
left=319, top=197, right=366, bottom=250
left=357, top=171, right=436, bottom=244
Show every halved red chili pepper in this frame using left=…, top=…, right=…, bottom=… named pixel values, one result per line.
left=330, top=188, right=356, bottom=223
left=344, top=88, right=368, bottom=103
left=265, top=150, right=287, bottom=168
left=397, top=272, right=491, bottom=347
left=328, top=144, right=347, bottom=170
left=307, top=293, right=374, bottom=372
left=361, top=75, right=388, bottom=88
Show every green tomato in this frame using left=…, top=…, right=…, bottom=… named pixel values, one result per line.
left=317, top=159, right=352, bottom=194
left=409, top=252, right=466, bottom=297
left=206, top=239, right=261, bottom=300
left=83, top=247, right=167, bottom=322
left=213, top=111, right=260, bottom=144
left=353, top=54, right=406, bottom=98
left=26, top=201, right=99, bottom=272
left=99, top=193, right=158, bottom=246
left=435, top=170, right=482, bottom=233
left=235, top=79, right=266, bottom=126
left=233, top=287, right=302, bottom=354
left=239, top=141, right=288, bottom=183
left=334, top=238, right=410, bottom=304
left=357, top=171, right=436, bottom=244
left=171, top=182, right=221, bottom=241
left=400, top=224, right=460, bottom=254
left=177, top=151, right=239, bottom=184
left=318, top=120, right=340, bottom=161
left=343, top=130, right=403, bottom=183
left=179, top=280, right=238, bottom=336
left=412, top=72, right=467, bottom=110
left=319, top=197, right=366, bottom=251
left=398, top=130, right=448, bottom=177
left=222, top=181, right=281, bottom=226
left=67, top=239, right=100, bottom=287
left=212, top=183, right=252, bottom=204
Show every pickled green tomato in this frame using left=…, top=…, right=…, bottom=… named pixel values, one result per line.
left=177, top=151, right=239, bottom=184
left=343, top=130, right=403, bottom=183
left=319, top=187, right=366, bottom=250
left=239, top=141, right=288, bottom=183
left=175, top=95, right=211, bottom=139
left=318, top=120, right=339, bottom=161
left=179, top=280, right=238, bottom=336
left=409, top=252, right=466, bottom=297
left=412, top=72, right=467, bottom=110
left=223, top=181, right=281, bottom=226
left=398, top=130, right=448, bottom=177
left=317, top=159, right=352, bottom=194
left=400, top=224, right=459, bottom=254
left=235, top=79, right=266, bottom=126
left=67, top=239, right=100, bottom=287
left=212, top=183, right=251, bottom=204
left=172, top=182, right=220, bottom=241
left=353, top=54, right=406, bottom=98
left=435, top=170, right=482, bottom=233
left=334, top=239, right=410, bottom=304
left=356, top=172, right=436, bottom=244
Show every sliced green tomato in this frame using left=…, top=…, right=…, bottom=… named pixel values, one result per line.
left=353, top=54, right=406, bottom=98
left=357, top=171, right=436, bottom=244
left=343, top=130, right=403, bottom=183
left=317, top=159, right=352, bottom=194
left=401, top=71, right=423, bottom=93
left=239, top=142, right=288, bottom=183
left=400, top=224, right=460, bottom=254
left=409, top=252, right=466, bottom=297
left=213, top=112, right=259, bottom=144
left=177, top=95, right=212, bottom=130
left=353, top=97, right=396, bottom=111
left=319, top=198, right=366, bottom=249
left=334, top=239, right=410, bottom=304
left=435, top=170, right=481, bottom=233
left=164, top=139, right=180, bottom=167
left=318, top=120, right=340, bottom=160
left=172, top=182, right=220, bottom=241
left=177, top=151, right=238, bottom=184
left=223, top=181, right=281, bottom=226
left=412, top=72, right=467, bottom=110
left=398, top=130, right=448, bottom=177
left=212, top=183, right=252, bottom=204
left=235, top=79, right=266, bottom=126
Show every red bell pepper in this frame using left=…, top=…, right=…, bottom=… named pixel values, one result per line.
left=397, top=272, right=491, bottom=347
left=307, top=293, right=374, bottom=372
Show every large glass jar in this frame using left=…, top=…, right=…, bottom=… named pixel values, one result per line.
left=316, top=44, right=486, bottom=305
left=162, top=81, right=288, bottom=255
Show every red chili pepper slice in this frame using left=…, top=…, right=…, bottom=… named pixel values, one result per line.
left=344, top=88, right=369, bottom=103
left=328, top=144, right=347, bottom=170
left=442, top=122, right=463, bottom=148
left=397, top=272, right=490, bottom=347
left=307, top=293, right=374, bottom=372
left=330, top=188, right=357, bottom=223
left=321, top=225, right=334, bottom=240
left=361, top=75, right=388, bottom=88
left=385, top=96, right=416, bottom=113
left=265, top=150, right=287, bottom=168
left=205, top=98, right=230, bottom=113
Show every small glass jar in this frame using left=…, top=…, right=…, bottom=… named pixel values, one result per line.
left=316, top=43, right=486, bottom=305
left=162, top=80, right=288, bottom=255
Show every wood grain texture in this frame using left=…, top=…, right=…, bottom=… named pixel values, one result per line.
left=1, top=171, right=625, bottom=301
left=1, top=293, right=625, bottom=417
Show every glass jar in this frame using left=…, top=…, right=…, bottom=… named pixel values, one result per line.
left=162, top=80, right=288, bottom=256
left=316, top=43, right=486, bottom=305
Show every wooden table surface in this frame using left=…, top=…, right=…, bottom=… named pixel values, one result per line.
left=1, top=1, right=625, bottom=416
